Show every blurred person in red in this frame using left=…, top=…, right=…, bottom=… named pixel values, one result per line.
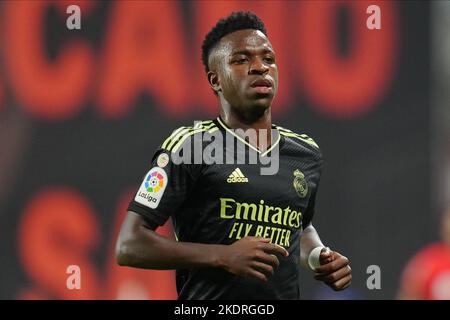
left=397, top=206, right=450, bottom=299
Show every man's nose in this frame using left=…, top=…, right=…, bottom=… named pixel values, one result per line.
left=249, top=57, right=269, bottom=75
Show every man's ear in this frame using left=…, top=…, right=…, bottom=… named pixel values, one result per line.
left=207, top=71, right=221, bottom=94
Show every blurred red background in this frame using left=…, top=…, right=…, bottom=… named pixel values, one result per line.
left=0, top=1, right=435, bottom=299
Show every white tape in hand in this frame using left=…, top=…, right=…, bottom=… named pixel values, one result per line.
left=308, top=246, right=330, bottom=270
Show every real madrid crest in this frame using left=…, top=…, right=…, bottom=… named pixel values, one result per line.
left=293, top=169, right=308, bottom=198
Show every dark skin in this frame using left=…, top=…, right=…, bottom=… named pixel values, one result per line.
left=117, top=212, right=288, bottom=283
left=116, top=29, right=351, bottom=290
left=208, top=29, right=278, bottom=151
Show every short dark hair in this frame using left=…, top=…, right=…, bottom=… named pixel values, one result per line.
left=201, top=11, right=267, bottom=73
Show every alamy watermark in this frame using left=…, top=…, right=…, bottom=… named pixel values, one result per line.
left=65, top=4, right=381, bottom=31
left=170, top=121, right=280, bottom=176
left=66, top=264, right=81, bottom=290
left=366, top=5, right=381, bottom=30
left=66, top=5, right=81, bottom=30
left=366, top=264, right=381, bottom=290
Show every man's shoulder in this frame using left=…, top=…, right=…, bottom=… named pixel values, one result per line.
left=275, top=124, right=320, bottom=152
left=160, top=119, right=219, bottom=153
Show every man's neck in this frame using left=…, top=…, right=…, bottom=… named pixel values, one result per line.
left=219, top=108, right=273, bottom=152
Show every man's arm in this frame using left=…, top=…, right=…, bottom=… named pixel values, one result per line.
left=300, top=224, right=352, bottom=291
left=116, top=211, right=289, bottom=283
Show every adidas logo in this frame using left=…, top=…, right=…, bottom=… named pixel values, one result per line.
left=227, top=168, right=249, bottom=183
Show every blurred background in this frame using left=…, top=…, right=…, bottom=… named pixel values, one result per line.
left=0, top=0, right=448, bottom=299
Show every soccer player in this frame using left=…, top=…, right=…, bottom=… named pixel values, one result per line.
left=116, top=11, right=351, bottom=299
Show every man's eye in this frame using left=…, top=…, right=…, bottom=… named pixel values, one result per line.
left=264, top=57, right=275, bottom=63
left=234, top=58, right=248, bottom=63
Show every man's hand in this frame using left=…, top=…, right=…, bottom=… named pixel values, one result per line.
left=218, top=236, right=289, bottom=283
left=313, top=249, right=352, bottom=291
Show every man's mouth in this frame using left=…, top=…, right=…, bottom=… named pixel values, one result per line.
left=250, top=79, right=273, bottom=94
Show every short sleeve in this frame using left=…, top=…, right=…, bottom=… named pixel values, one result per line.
left=127, top=146, right=201, bottom=226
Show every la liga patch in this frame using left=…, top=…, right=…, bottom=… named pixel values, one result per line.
left=135, top=167, right=168, bottom=209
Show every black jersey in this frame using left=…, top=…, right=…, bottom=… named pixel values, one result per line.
left=128, top=117, right=323, bottom=300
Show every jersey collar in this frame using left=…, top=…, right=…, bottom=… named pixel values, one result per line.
left=215, top=116, right=281, bottom=157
